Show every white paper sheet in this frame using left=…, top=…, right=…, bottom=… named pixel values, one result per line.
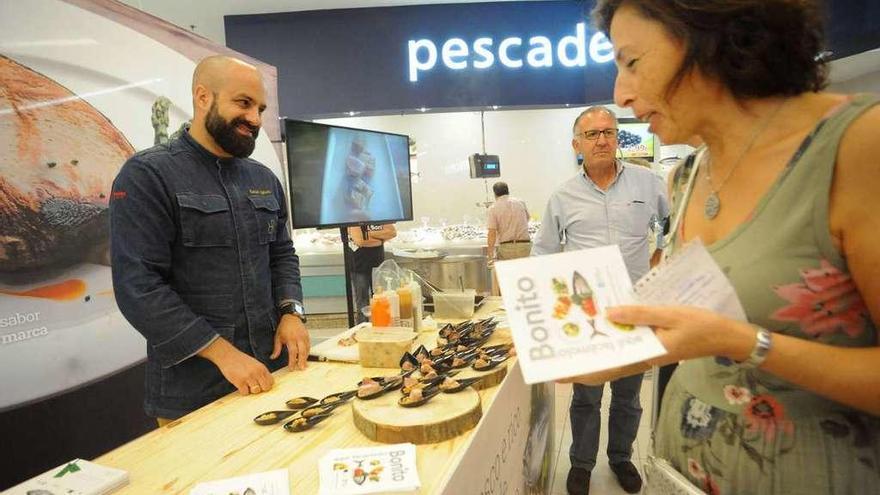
left=634, top=239, right=747, bottom=321
left=5, top=459, right=128, bottom=495
left=189, top=469, right=289, bottom=495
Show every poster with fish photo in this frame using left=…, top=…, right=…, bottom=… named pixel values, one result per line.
left=0, top=0, right=284, bottom=411
left=495, top=246, right=667, bottom=384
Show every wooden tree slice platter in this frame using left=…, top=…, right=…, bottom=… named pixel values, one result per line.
left=352, top=387, right=482, bottom=444
left=453, top=360, right=510, bottom=390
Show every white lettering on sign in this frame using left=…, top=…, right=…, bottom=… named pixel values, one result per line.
left=474, top=38, right=494, bottom=68
left=527, top=36, right=552, bottom=67
left=407, top=39, right=437, bottom=81
left=498, top=37, right=523, bottom=68
left=589, top=31, right=615, bottom=63
left=0, top=311, right=41, bottom=328
left=407, top=22, right=613, bottom=82
left=557, top=22, right=585, bottom=67
left=1, top=326, right=49, bottom=345
left=442, top=38, right=469, bottom=69
left=0, top=311, right=49, bottom=345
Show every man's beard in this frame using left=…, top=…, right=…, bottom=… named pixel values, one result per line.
left=205, top=101, right=259, bottom=158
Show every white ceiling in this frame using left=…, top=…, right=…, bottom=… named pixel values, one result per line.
left=119, top=0, right=533, bottom=46
left=120, top=0, right=879, bottom=84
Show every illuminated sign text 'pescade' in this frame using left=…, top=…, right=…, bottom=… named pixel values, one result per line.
left=407, top=22, right=614, bottom=82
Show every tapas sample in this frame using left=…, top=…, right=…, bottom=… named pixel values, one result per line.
left=439, top=376, right=483, bottom=394
left=253, top=410, right=298, bottom=426
left=320, top=389, right=357, bottom=406
left=283, top=412, right=333, bottom=432
left=398, top=385, right=442, bottom=408
left=285, top=396, right=319, bottom=409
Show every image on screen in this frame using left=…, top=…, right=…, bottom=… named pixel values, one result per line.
left=618, top=122, right=655, bottom=159
left=285, top=120, right=414, bottom=229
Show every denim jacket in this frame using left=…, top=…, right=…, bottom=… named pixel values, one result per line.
left=110, top=131, right=302, bottom=419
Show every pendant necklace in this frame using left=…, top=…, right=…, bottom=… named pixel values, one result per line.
left=703, top=100, right=787, bottom=220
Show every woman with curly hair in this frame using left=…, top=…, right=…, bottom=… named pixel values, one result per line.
left=563, top=1, right=880, bottom=494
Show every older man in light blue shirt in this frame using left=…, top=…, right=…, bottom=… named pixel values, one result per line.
left=534, top=106, right=668, bottom=495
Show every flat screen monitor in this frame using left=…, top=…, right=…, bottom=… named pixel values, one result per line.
left=617, top=121, right=656, bottom=160
left=285, top=120, right=414, bottom=229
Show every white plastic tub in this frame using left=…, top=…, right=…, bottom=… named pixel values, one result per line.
left=432, top=289, right=476, bottom=319
left=356, top=327, right=417, bottom=368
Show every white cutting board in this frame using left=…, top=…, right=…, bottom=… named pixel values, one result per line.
left=309, top=324, right=368, bottom=362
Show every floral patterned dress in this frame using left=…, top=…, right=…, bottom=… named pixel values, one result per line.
left=656, top=94, right=880, bottom=494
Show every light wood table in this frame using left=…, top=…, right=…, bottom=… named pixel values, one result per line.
left=97, top=299, right=516, bottom=494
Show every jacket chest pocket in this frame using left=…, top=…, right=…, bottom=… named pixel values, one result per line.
left=177, top=193, right=233, bottom=247
left=248, top=195, right=280, bottom=244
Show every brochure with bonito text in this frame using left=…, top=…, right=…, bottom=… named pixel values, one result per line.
left=495, top=246, right=667, bottom=384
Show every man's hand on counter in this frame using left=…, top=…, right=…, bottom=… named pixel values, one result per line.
left=272, top=314, right=310, bottom=371
left=198, top=337, right=275, bottom=395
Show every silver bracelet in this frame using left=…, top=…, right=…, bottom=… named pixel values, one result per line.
left=739, top=326, right=773, bottom=369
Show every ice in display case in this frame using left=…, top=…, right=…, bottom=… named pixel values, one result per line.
left=293, top=220, right=539, bottom=314
left=292, top=219, right=542, bottom=253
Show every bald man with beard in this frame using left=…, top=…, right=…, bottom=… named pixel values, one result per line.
left=110, top=56, right=309, bottom=424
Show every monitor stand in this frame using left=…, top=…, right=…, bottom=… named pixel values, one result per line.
left=340, top=226, right=357, bottom=329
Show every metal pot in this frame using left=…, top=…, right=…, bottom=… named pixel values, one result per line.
left=392, top=253, right=491, bottom=294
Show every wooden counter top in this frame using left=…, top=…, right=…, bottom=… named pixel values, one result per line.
left=97, top=299, right=514, bottom=494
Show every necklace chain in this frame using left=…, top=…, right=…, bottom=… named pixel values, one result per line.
left=703, top=100, right=787, bottom=220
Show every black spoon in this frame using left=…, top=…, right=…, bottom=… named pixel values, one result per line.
left=440, top=376, right=484, bottom=393
left=253, top=410, right=298, bottom=425
left=472, top=355, right=509, bottom=371
left=285, top=396, right=319, bottom=410
left=319, top=389, right=357, bottom=406
left=398, top=385, right=442, bottom=408
left=283, top=412, right=333, bottom=432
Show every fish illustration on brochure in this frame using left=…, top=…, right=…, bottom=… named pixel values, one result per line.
left=495, top=246, right=667, bottom=384
left=319, top=443, right=420, bottom=494
left=188, top=470, right=289, bottom=495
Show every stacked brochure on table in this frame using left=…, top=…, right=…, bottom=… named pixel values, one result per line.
left=4, top=459, right=128, bottom=495
left=189, top=469, right=289, bottom=495
left=318, top=443, right=420, bottom=494
left=495, top=245, right=668, bottom=384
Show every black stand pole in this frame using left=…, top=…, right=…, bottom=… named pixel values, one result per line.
left=340, top=227, right=356, bottom=329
